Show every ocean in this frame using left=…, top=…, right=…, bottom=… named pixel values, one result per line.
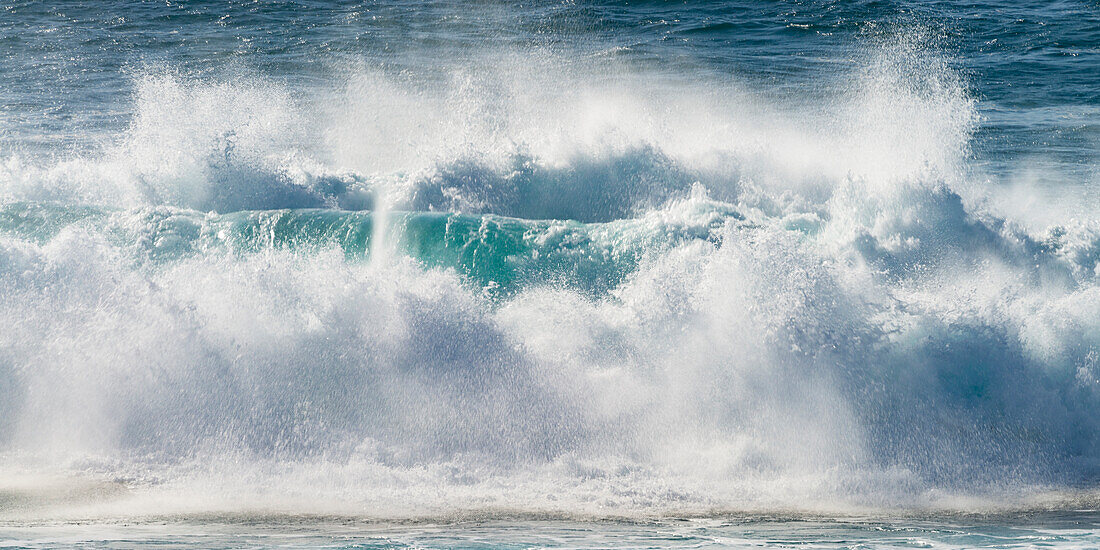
left=3, top=1, right=1100, bottom=547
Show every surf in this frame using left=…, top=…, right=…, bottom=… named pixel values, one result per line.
left=2, top=16, right=1100, bottom=523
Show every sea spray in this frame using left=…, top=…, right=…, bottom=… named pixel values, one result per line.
left=3, top=6, right=1100, bottom=521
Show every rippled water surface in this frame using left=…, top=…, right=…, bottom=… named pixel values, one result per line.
left=5, top=515, right=1100, bottom=549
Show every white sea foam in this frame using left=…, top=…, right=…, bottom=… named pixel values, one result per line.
left=2, top=40, right=1100, bottom=520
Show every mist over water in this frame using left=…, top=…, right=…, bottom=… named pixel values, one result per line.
left=3, top=1, right=1100, bottom=524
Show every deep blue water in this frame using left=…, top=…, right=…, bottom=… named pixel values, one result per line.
left=4, top=1, right=1100, bottom=170
left=4, top=1, right=1100, bottom=547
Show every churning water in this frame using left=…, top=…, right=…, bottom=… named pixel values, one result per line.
left=4, top=1, right=1100, bottom=547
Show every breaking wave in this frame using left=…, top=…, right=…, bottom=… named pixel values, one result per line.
left=4, top=39, right=1100, bottom=520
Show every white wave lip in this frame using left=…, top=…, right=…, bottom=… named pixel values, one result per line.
left=2, top=38, right=1100, bottom=520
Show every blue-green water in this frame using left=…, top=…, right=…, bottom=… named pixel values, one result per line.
left=4, top=1, right=1100, bottom=547
left=4, top=514, right=1100, bottom=550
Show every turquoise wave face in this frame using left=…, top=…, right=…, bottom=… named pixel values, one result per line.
left=0, top=200, right=743, bottom=299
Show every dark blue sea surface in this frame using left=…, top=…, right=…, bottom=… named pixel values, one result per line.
left=3, top=1, right=1099, bottom=171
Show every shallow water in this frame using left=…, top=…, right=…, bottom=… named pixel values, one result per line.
left=5, top=514, right=1100, bottom=550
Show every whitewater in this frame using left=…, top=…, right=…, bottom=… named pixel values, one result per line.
left=3, top=1, right=1100, bottom=547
